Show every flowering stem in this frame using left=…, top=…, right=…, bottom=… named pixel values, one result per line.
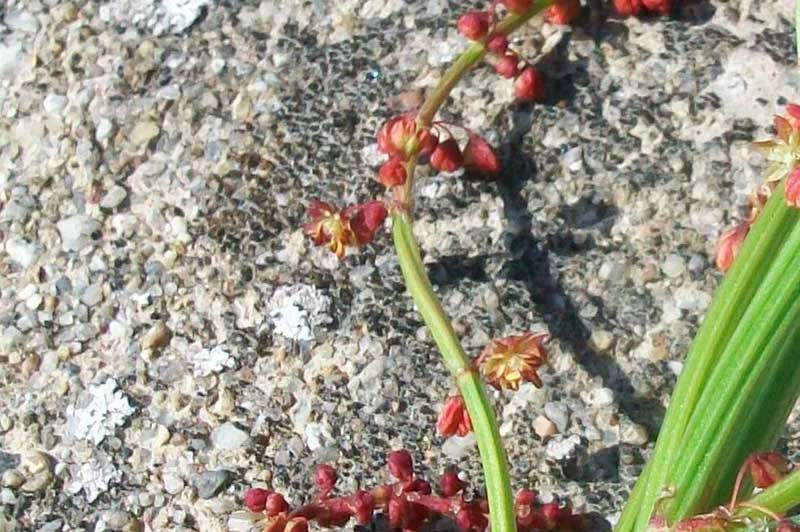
left=393, top=212, right=515, bottom=532
left=391, top=4, right=556, bottom=532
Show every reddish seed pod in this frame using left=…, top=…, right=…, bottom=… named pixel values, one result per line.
left=463, top=134, right=501, bottom=175
left=437, top=395, right=473, bottom=437
left=315, top=464, right=338, bottom=494
left=440, top=470, right=465, bottom=497
left=265, top=492, right=290, bottom=517
left=642, top=0, right=671, bottom=14
left=344, top=201, right=388, bottom=246
left=378, top=158, right=408, bottom=187
left=486, top=34, right=509, bottom=54
left=501, top=0, right=534, bottom=14
left=387, top=450, right=414, bottom=481
left=495, top=54, right=519, bottom=79
left=430, top=138, right=464, bottom=173
left=457, top=11, right=491, bottom=41
left=748, top=452, right=791, bottom=488
left=715, top=222, right=749, bottom=273
left=613, top=0, right=644, bottom=16
left=243, top=487, right=271, bottom=512
left=347, top=490, right=376, bottom=525
left=787, top=166, right=800, bottom=208
left=514, top=66, right=545, bottom=102
left=545, top=0, right=582, bottom=25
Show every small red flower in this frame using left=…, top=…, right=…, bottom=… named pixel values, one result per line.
left=378, top=116, right=437, bottom=160
left=642, top=0, right=671, bottom=14
left=464, top=134, right=501, bottom=175
left=786, top=165, right=800, bottom=208
left=545, top=0, right=582, bottom=25
left=476, top=332, right=549, bottom=390
left=714, top=222, right=749, bottom=273
left=486, top=34, right=509, bottom=54
left=378, top=158, right=408, bottom=187
left=347, top=490, right=375, bottom=525
left=430, top=138, right=464, bottom=173
left=495, top=54, right=520, bottom=79
left=305, top=200, right=387, bottom=258
left=457, top=11, right=491, bottom=41
left=387, top=450, right=414, bottom=481
left=514, top=66, right=545, bottom=102
left=747, top=452, right=791, bottom=488
left=501, top=0, right=533, bottom=14
left=243, top=487, right=271, bottom=512
left=437, top=395, right=473, bottom=437
left=613, top=0, right=644, bottom=16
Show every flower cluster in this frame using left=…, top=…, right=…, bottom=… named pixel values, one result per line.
left=457, top=4, right=548, bottom=103
left=715, top=104, right=800, bottom=273
left=243, top=450, right=582, bottom=532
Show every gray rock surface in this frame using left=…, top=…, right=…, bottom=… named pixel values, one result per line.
left=0, top=0, right=797, bottom=530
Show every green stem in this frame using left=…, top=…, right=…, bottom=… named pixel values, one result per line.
left=740, top=468, right=800, bottom=517
left=393, top=213, right=515, bottom=532
left=390, top=4, right=555, bottom=532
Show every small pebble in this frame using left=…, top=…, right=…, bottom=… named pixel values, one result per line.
left=211, top=423, right=250, bottom=451
left=533, top=415, right=558, bottom=439
left=141, top=321, right=171, bottom=350
left=195, top=470, right=233, bottom=499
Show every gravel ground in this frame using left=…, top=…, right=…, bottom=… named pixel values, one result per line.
left=0, top=0, right=798, bottom=530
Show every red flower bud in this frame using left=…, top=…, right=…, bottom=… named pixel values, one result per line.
left=642, top=0, right=671, bottom=14
left=787, top=166, right=800, bottom=208
left=437, top=395, right=473, bottom=437
left=440, top=470, right=465, bottom=497
left=387, top=450, right=414, bottom=481
left=457, top=11, right=491, bottom=41
left=715, top=222, right=749, bottom=273
left=265, top=492, right=290, bottom=517
left=495, top=54, right=520, bottom=79
left=514, top=66, right=545, bottom=102
left=430, top=138, right=464, bottom=173
left=243, top=487, right=271, bottom=512
left=613, top=0, right=644, bottom=16
left=464, top=134, right=501, bottom=175
left=284, top=517, right=309, bottom=532
left=486, top=35, right=509, bottom=54
left=344, top=201, right=388, bottom=246
left=545, top=0, right=582, bottom=25
left=501, top=0, right=533, bottom=14
left=748, top=452, right=791, bottom=488
left=378, top=158, right=408, bottom=187
left=315, top=464, right=338, bottom=494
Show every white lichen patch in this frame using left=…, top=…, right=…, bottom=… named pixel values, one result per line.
left=267, top=284, right=331, bottom=342
left=66, top=379, right=135, bottom=445
left=191, top=344, right=236, bottom=377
